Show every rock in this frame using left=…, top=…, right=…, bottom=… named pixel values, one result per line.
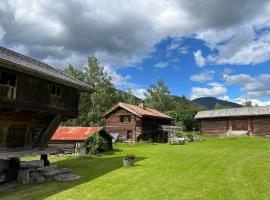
left=0, top=173, right=6, bottom=183
left=29, top=172, right=45, bottom=184
left=43, top=168, right=71, bottom=178
left=53, top=174, right=80, bottom=182
left=17, top=169, right=29, bottom=185
left=31, top=165, right=57, bottom=173
left=0, top=159, right=9, bottom=173
left=20, top=160, right=44, bottom=169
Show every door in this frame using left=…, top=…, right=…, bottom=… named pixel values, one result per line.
left=127, top=130, right=132, bottom=140
left=232, top=119, right=248, bottom=130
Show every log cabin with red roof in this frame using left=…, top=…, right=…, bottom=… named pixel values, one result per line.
left=49, top=127, right=113, bottom=154
left=104, top=101, right=173, bottom=142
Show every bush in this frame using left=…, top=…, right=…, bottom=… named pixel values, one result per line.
left=175, top=130, right=184, bottom=137
left=83, top=133, right=107, bottom=155
left=186, top=132, right=194, bottom=140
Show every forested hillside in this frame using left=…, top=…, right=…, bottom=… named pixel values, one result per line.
left=192, top=97, right=242, bottom=109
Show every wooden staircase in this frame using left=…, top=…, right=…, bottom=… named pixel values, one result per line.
left=40, top=114, right=62, bottom=150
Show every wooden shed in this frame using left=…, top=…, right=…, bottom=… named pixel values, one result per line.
left=195, top=106, right=270, bottom=136
left=0, top=46, right=92, bottom=181
left=49, top=127, right=113, bottom=154
left=104, top=101, right=173, bottom=142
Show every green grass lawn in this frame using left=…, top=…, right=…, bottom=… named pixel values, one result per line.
left=1, top=136, right=270, bottom=200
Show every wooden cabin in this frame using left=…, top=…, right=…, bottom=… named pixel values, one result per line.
left=195, top=106, right=270, bottom=136
left=49, top=127, right=113, bottom=154
left=104, top=101, right=173, bottom=142
left=0, top=46, right=92, bottom=173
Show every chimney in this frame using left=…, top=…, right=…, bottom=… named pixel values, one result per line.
left=138, top=101, right=145, bottom=109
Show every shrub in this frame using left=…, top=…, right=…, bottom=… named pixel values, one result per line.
left=175, top=130, right=184, bottom=137
left=186, top=132, right=194, bottom=140
left=83, top=133, right=107, bottom=155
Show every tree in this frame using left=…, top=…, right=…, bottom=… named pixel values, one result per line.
left=243, top=100, right=253, bottom=107
left=144, top=79, right=177, bottom=112
left=64, top=56, right=119, bottom=126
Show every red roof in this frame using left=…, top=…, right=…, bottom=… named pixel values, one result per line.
left=51, top=127, right=103, bottom=141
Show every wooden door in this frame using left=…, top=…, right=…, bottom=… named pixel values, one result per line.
left=127, top=130, right=132, bottom=140
left=6, top=125, right=27, bottom=148
left=232, top=119, right=248, bottom=130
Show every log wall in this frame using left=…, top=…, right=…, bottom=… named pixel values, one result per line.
left=0, top=66, right=80, bottom=116
left=105, top=108, right=140, bottom=141
left=252, top=116, right=270, bottom=136
left=0, top=108, right=53, bottom=149
left=200, top=118, right=228, bottom=136
left=199, top=116, right=270, bottom=136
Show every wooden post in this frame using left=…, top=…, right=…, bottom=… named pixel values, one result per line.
left=40, top=154, right=50, bottom=166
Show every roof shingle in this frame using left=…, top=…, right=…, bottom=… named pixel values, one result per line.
left=51, top=127, right=103, bottom=141
left=195, top=106, right=270, bottom=119
left=104, top=102, right=173, bottom=120
left=0, top=46, right=92, bottom=92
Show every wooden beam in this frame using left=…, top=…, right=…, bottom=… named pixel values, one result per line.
left=40, top=114, right=62, bottom=150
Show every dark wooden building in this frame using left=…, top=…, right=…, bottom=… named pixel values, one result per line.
left=0, top=46, right=92, bottom=167
left=104, top=101, right=173, bottom=142
left=195, top=106, right=270, bottom=136
left=49, top=127, right=113, bottom=154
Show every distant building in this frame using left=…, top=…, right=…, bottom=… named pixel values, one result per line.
left=50, top=127, right=113, bottom=154
left=195, top=106, right=270, bottom=136
left=104, top=101, right=173, bottom=142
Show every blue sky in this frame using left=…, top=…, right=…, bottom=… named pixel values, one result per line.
left=1, top=0, right=270, bottom=105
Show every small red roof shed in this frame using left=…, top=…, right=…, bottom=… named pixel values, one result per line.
left=52, top=127, right=103, bottom=141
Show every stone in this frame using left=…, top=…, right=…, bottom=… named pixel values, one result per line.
left=53, top=174, right=80, bottom=182
left=43, top=168, right=71, bottom=178
left=29, top=172, right=45, bottom=184
left=0, top=159, right=9, bottom=173
left=0, top=173, right=6, bottom=183
left=31, top=165, right=57, bottom=173
left=20, top=160, right=44, bottom=169
left=17, top=169, right=30, bottom=185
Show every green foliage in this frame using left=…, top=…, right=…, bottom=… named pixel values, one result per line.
left=192, top=97, right=242, bottom=110
left=144, top=79, right=177, bottom=112
left=63, top=56, right=137, bottom=126
left=243, top=100, right=253, bottom=107
left=63, top=57, right=202, bottom=130
left=213, top=103, right=230, bottom=110
left=186, top=132, right=194, bottom=140
left=83, top=133, right=106, bottom=155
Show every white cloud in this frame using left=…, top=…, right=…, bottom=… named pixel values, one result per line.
left=193, top=50, right=206, bottom=67
left=190, top=70, right=215, bottom=82
left=129, top=88, right=147, bottom=99
left=104, top=65, right=131, bottom=87
left=218, top=96, right=270, bottom=106
left=191, top=82, right=227, bottom=99
left=223, top=73, right=270, bottom=98
left=233, top=98, right=270, bottom=106
left=154, top=62, right=169, bottom=68
left=179, top=46, right=188, bottom=54
left=1, top=0, right=269, bottom=69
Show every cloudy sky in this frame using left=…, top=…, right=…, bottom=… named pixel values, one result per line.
left=1, top=0, right=270, bottom=105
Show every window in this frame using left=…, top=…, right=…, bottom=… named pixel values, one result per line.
left=0, top=71, right=16, bottom=86
left=120, top=115, right=131, bottom=123
left=50, top=84, right=62, bottom=97
left=0, top=71, right=16, bottom=99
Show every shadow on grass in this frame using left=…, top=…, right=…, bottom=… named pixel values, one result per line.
left=0, top=156, right=146, bottom=200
